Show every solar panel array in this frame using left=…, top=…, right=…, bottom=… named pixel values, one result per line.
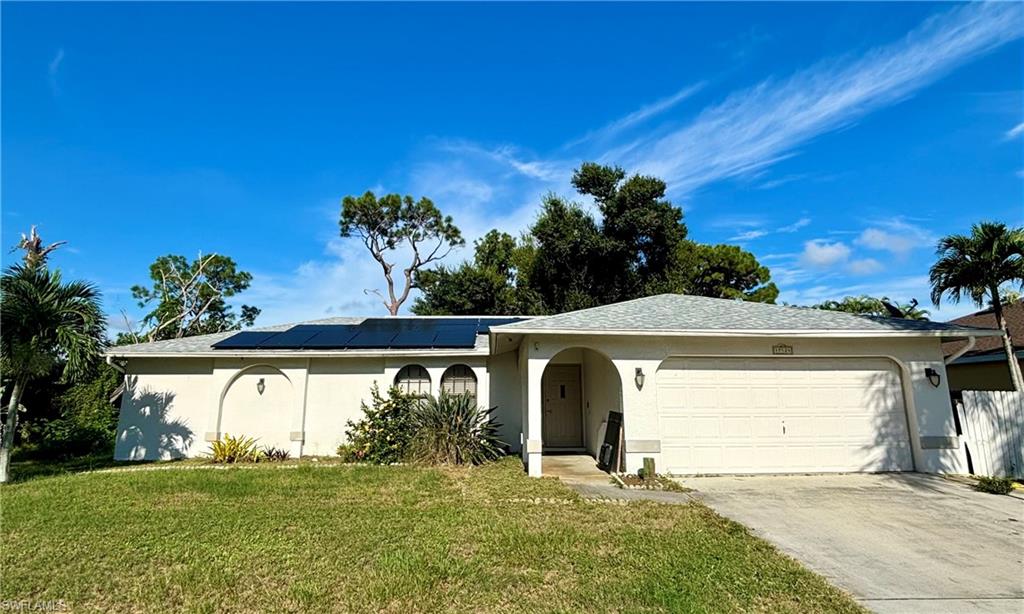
left=212, top=317, right=526, bottom=350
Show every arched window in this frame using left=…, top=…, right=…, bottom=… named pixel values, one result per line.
left=394, top=365, right=431, bottom=396
left=441, top=364, right=477, bottom=397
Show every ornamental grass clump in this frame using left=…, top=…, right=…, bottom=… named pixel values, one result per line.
left=408, top=392, right=505, bottom=466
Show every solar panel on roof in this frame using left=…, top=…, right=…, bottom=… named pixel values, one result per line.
left=346, top=329, right=399, bottom=348
left=212, top=317, right=526, bottom=351
left=390, top=329, right=438, bottom=348
left=432, top=322, right=477, bottom=348
left=212, top=330, right=278, bottom=349
left=301, top=325, right=360, bottom=348
left=256, top=327, right=321, bottom=348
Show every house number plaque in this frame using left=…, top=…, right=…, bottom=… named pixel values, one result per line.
left=772, top=344, right=794, bottom=355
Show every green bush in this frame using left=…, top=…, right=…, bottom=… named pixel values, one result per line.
left=975, top=475, right=1014, bottom=495
left=209, top=434, right=261, bottom=463
left=16, top=363, right=121, bottom=459
left=341, top=385, right=418, bottom=464
left=261, top=446, right=290, bottom=462
left=408, top=392, right=505, bottom=466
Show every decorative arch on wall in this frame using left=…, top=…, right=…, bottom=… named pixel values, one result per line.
left=217, top=364, right=294, bottom=447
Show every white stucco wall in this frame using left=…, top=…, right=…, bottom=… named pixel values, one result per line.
left=114, top=358, right=213, bottom=460
left=114, top=352, right=522, bottom=461
left=519, top=333, right=964, bottom=476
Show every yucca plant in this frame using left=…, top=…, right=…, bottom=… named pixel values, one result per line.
left=408, top=392, right=505, bottom=466
left=209, top=433, right=261, bottom=463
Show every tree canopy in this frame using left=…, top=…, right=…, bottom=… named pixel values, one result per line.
left=121, top=253, right=259, bottom=344
left=812, top=295, right=929, bottom=320
left=1, top=263, right=106, bottom=482
left=413, top=162, right=779, bottom=315
left=341, top=192, right=464, bottom=315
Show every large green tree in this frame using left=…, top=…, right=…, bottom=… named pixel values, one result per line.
left=412, top=231, right=541, bottom=315
left=673, top=242, right=779, bottom=303
left=930, top=221, right=1024, bottom=391
left=413, top=163, right=779, bottom=314
left=122, top=253, right=259, bottom=344
left=1, top=264, right=106, bottom=482
left=340, top=192, right=464, bottom=315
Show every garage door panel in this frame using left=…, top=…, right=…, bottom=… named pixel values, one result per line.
left=657, top=357, right=913, bottom=475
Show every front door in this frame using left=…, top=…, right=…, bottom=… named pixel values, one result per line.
left=542, top=365, right=583, bottom=448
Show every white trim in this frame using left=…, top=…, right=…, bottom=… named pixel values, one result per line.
left=109, top=348, right=489, bottom=359
left=490, top=327, right=998, bottom=339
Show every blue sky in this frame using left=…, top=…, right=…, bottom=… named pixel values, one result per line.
left=3, top=2, right=1022, bottom=329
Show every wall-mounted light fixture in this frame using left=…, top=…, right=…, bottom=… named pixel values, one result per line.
left=924, top=367, right=941, bottom=388
left=635, top=367, right=645, bottom=390
left=256, top=377, right=266, bottom=396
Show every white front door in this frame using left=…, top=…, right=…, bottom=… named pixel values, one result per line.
left=657, top=357, right=914, bottom=474
left=542, top=365, right=583, bottom=448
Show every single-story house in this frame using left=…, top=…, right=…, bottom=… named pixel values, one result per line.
left=108, top=294, right=1001, bottom=477
left=942, top=301, right=1022, bottom=391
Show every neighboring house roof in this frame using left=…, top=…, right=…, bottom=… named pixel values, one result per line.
left=942, top=301, right=1022, bottom=363
left=493, top=294, right=1000, bottom=338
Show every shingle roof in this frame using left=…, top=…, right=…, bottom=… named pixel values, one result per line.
left=109, top=317, right=363, bottom=355
left=942, top=301, right=1020, bottom=358
left=109, top=316, right=491, bottom=356
left=493, top=294, right=998, bottom=336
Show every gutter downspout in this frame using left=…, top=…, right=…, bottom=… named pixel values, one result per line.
left=105, top=355, right=126, bottom=373
left=944, top=336, right=976, bottom=366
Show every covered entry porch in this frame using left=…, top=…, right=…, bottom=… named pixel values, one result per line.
left=517, top=343, right=626, bottom=477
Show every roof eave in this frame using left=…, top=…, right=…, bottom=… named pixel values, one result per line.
left=106, top=348, right=490, bottom=359
left=492, top=327, right=1003, bottom=339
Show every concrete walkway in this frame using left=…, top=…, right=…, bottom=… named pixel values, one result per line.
left=544, top=454, right=694, bottom=504
left=684, top=473, right=1024, bottom=614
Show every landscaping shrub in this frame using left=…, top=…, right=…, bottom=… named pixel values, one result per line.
left=340, top=385, right=418, bottom=464
left=209, top=434, right=261, bottom=463
left=408, top=392, right=505, bottom=465
left=261, top=446, right=290, bottom=462
left=15, top=363, right=121, bottom=459
left=975, top=475, right=1014, bottom=495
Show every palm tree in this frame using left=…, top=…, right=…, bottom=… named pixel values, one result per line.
left=930, top=222, right=1024, bottom=391
left=0, top=265, right=105, bottom=482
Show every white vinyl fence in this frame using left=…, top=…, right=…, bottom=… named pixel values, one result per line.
left=957, top=391, right=1024, bottom=478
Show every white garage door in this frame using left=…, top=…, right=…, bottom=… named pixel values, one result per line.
left=657, top=357, right=913, bottom=474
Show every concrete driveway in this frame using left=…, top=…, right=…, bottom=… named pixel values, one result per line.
left=685, top=474, right=1024, bottom=614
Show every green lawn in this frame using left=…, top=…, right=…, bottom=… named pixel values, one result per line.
left=1, top=458, right=863, bottom=613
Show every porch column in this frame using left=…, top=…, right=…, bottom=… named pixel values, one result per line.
left=525, top=353, right=547, bottom=477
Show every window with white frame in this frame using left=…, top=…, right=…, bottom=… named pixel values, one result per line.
left=394, top=365, right=431, bottom=396
left=441, top=364, right=477, bottom=397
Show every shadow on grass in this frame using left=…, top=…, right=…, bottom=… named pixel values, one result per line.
left=8, top=452, right=172, bottom=484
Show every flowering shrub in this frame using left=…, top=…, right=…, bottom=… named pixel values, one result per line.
left=337, top=385, right=418, bottom=464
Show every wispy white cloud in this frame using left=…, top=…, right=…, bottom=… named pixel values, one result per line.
left=729, top=216, right=811, bottom=241
left=48, top=48, right=65, bottom=94
left=1007, top=122, right=1024, bottom=140
left=564, top=82, right=705, bottom=149
left=779, top=217, right=811, bottom=233
left=618, top=2, right=1023, bottom=194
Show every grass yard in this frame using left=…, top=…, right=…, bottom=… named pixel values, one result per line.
left=1, top=458, right=863, bottom=613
